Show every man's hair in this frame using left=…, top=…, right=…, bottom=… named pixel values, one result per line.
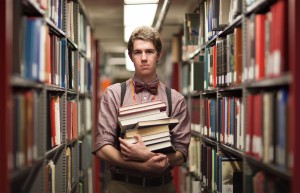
left=127, top=25, right=162, bottom=54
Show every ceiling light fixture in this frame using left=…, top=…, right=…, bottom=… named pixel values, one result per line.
left=124, top=0, right=159, bottom=5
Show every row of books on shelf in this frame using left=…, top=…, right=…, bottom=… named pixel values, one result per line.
left=245, top=88, right=291, bottom=169
left=245, top=0, right=287, bottom=82
left=26, top=0, right=92, bottom=53
left=185, top=0, right=287, bottom=93
left=49, top=96, right=92, bottom=148
left=13, top=1, right=93, bottom=90
left=192, top=96, right=243, bottom=150
left=10, top=89, right=92, bottom=170
left=11, top=134, right=93, bottom=193
left=186, top=135, right=291, bottom=193
left=12, top=90, right=41, bottom=170
left=201, top=144, right=240, bottom=192
left=117, top=100, right=179, bottom=153
left=14, top=16, right=93, bottom=92
left=191, top=88, right=291, bottom=170
left=218, top=96, right=243, bottom=149
left=182, top=0, right=242, bottom=60
left=187, top=137, right=243, bottom=193
left=210, top=27, right=242, bottom=88
left=30, top=0, right=76, bottom=42
left=45, top=136, right=92, bottom=193
left=181, top=25, right=243, bottom=93
left=183, top=0, right=241, bottom=47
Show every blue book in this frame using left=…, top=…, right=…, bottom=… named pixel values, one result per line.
left=277, top=88, right=289, bottom=168
left=25, top=18, right=33, bottom=80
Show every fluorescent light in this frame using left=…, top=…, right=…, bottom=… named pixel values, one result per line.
left=124, top=4, right=158, bottom=26
left=124, top=0, right=159, bottom=4
left=123, top=2, right=158, bottom=42
left=125, top=50, right=135, bottom=71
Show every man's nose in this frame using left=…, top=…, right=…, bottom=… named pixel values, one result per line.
left=141, top=52, right=147, bottom=59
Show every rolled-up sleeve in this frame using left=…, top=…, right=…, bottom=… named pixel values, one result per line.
left=92, top=84, right=120, bottom=154
left=169, top=90, right=191, bottom=161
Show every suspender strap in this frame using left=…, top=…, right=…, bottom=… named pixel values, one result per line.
left=120, top=81, right=127, bottom=107
left=165, top=87, right=172, bottom=117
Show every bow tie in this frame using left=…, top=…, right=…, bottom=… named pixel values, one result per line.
left=134, top=81, right=158, bottom=95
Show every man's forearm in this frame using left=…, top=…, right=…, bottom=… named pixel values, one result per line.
left=95, top=144, right=145, bottom=171
left=167, top=151, right=185, bottom=166
left=96, top=144, right=170, bottom=175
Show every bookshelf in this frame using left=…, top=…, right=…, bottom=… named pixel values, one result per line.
left=1, top=0, right=98, bottom=192
left=0, top=1, right=12, bottom=192
left=180, top=0, right=300, bottom=192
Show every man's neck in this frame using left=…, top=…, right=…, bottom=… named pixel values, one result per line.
left=135, top=74, right=157, bottom=84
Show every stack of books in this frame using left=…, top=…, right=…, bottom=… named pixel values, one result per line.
left=118, top=100, right=179, bottom=153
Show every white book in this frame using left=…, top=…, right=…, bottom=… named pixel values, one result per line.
left=119, top=111, right=169, bottom=131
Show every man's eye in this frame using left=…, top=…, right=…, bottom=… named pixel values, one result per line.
left=146, top=50, right=154, bottom=54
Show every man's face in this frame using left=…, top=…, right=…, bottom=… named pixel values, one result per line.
left=130, top=39, right=162, bottom=79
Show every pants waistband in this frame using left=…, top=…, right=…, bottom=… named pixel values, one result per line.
left=110, top=172, right=173, bottom=187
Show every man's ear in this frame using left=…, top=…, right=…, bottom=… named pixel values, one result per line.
left=157, top=51, right=163, bottom=60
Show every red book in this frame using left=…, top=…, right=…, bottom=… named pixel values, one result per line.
left=255, top=14, right=266, bottom=80
left=270, top=0, right=288, bottom=76
left=66, top=101, right=72, bottom=140
left=72, top=102, right=78, bottom=139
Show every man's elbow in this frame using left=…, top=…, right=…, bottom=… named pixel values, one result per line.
left=95, top=145, right=110, bottom=160
left=95, top=144, right=118, bottom=162
left=95, top=148, right=104, bottom=159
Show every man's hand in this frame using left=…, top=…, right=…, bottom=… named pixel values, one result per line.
left=142, top=153, right=170, bottom=174
left=119, top=135, right=156, bottom=161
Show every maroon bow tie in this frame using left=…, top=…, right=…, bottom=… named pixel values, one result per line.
left=134, top=81, right=158, bottom=95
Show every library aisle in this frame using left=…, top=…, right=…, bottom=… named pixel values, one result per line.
left=1, top=0, right=300, bottom=193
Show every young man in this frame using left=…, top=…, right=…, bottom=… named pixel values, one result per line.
left=93, top=26, right=191, bottom=193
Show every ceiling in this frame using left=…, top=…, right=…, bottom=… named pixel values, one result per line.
left=81, top=0, right=198, bottom=81
left=82, top=0, right=197, bottom=54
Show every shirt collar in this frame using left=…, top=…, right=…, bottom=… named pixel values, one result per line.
left=132, top=74, right=159, bottom=85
